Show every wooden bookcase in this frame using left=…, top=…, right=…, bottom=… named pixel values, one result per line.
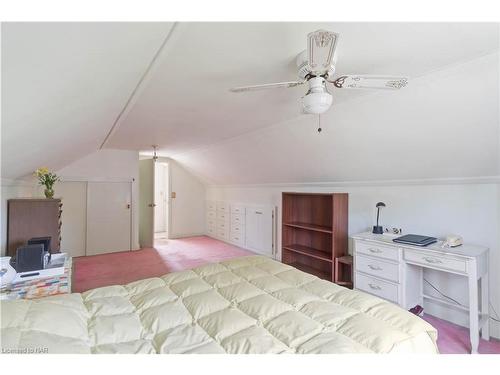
left=281, top=192, right=348, bottom=282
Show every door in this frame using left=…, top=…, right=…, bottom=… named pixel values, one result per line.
left=154, top=162, right=168, bottom=234
left=139, top=159, right=155, bottom=248
left=245, top=205, right=275, bottom=257
left=86, top=182, right=132, bottom=255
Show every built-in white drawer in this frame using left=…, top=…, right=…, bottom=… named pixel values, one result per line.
left=355, top=272, right=399, bottom=304
left=216, top=202, right=229, bottom=212
left=207, top=226, right=216, bottom=237
left=404, top=249, right=466, bottom=274
left=207, top=211, right=216, bottom=219
left=231, top=213, right=245, bottom=226
left=231, top=205, right=245, bottom=215
left=217, top=221, right=229, bottom=231
left=355, top=254, right=399, bottom=283
left=230, top=232, right=245, bottom=245
left=230, top=222, right=244, bottom=233
left=206, top=218, right=216, bottom=228
left=217, top=229, right=229, bottom=240
left=216, top=212, right=230, bottom=221
left=355, top=241, right=399, bottom=262
left=207, top=201, right=216, bottom=212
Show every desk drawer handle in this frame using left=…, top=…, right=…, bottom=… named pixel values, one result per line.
left=368, top=265, right=382, bottom=271
left=368, top=283, right=382, bottom=290
left=368, top=248, right=382, bottom=254
left=423, top=257, right=442, bottom=264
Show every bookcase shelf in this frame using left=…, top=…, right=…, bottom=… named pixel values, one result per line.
left=282, top=244, right=333, bottom=263
left=283, top=222, right=333, bottom=233
left=282, top=192, right=348, bottom=283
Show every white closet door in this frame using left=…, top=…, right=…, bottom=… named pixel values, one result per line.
left=86, top=182, right=132, bottom=255
left=245, top=205, right=274, bottom=257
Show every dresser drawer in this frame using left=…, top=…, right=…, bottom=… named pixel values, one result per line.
left=231, top=205, right=245, bottom=215
left=404, top=249, right=466, bottom=273
left=207, top=210, right=216, bottom=220
left=355, top=241, right=399, bottom=261
left=355, top=272, right=399, bottom=303
left=355, top=254, right=399, bottom=283
left=231, top=213, right=245, bottom=226
left=206, top=218, right=216, bottom=228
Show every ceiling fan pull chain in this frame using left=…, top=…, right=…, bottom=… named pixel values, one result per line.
left=317, top=114, right=322, bottom=133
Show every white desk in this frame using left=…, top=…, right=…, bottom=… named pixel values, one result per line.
left=352, top=232, right=489, bottom=354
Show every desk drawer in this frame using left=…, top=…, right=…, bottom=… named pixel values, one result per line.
left=355, top=241, right=399, bottom=261
left=355, top=255, right=399, bottom=282
left=355, top=272, right=399, bottom=303
left=404, top=249, right=466, bottom=273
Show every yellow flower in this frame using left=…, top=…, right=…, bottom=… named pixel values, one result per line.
left=35, top=167, right=49, bottom=177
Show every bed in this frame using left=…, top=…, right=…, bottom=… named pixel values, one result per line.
left=0, top=255, right=438, bottom=354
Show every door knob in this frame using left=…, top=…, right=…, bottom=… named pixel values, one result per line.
left=148, top=203, right=156, bottom=207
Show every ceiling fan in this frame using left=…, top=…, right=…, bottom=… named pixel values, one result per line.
left=230, top=30, right=408, bottom=116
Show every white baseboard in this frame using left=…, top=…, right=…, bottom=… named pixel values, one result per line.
left=168, top=232, right=206, bottom=239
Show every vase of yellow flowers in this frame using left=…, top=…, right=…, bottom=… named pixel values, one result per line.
left=34, top=167, right=60, bottom=199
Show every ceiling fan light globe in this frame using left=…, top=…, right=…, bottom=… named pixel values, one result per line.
left=301, top=91, right=333, bottom=114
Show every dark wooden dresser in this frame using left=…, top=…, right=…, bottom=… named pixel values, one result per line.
left=7, top=198, right=62, bottom=256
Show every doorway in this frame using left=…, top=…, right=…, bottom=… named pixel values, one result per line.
left=154, top=162, right=169, bottom=240
left=139, top=157, right=171, bottom=248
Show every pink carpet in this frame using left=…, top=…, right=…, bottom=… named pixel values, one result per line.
left=73, top=235, right=500, bottom=354
left=422, top=314, right=500, bottom=354
left=73, top=235, right=253, bottom=292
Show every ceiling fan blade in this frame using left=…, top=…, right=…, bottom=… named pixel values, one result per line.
left=307, top=30, right=339, bottom=75
left=229, top=81, right=305, bottom=93
left=331, top=75, right=408, bottom=90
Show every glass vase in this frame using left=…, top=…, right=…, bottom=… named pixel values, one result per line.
left=44, top=188, right=54, bottom=199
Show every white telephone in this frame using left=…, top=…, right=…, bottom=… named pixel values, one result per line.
left=441, top=235, right=463, bottom=248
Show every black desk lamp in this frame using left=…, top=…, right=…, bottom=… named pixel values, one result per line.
left=372, top=202, right=386, bottom=234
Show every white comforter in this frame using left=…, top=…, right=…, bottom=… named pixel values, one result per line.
left=1, top=255, right=438, bottom=353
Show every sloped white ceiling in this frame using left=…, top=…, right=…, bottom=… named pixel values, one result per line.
left=1, top=22, right=173, bottom=178
left=106, top=23, right=499, bottom=158
left=2, top=22, right=499, bottom=184
left=173, top=53, right=499, bottom=184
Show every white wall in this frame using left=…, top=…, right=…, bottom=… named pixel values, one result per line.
left=168, top=159, right=206, bottom=238
left=207, top=181, right=500, bottom=339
